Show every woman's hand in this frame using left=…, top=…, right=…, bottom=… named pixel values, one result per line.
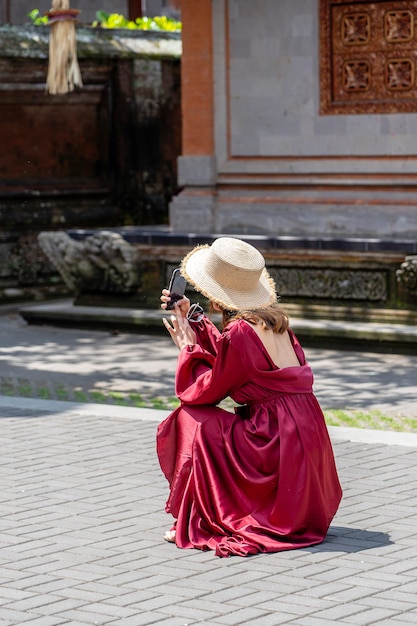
left=162, top=302, right=197, bottom=350
left=160, top=289, right=190, bottom=318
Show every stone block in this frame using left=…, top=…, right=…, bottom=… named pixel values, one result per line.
left=177, top=155, right=217, bottom=187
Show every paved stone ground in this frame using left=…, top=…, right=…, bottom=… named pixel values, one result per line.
left=1, top=309, right=417, bottom=624
left=1, top=399, right=417, bottom=625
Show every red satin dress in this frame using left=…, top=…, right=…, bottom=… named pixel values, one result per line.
left=156, top=317, right=342, bottom=558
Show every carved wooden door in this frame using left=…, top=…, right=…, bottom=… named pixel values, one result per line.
left=320, top=0, right=417, bottom=113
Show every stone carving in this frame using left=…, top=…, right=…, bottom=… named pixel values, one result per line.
left=386, top=58, right=414, bottom=90
left=270, top=268, right=387, bottom=301
left=396, top=255, right=417, bottom=293
left=385, top=10, right=414, bottom=42
left=343, top=60, right=370, bottom=91
left=38, top=231, right=139, bottom=294
left=342, top=14, right=370, bottom=45
left=320, top=0, right=417, bottom=114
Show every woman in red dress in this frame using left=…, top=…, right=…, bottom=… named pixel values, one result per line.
left=158, top=237, right=342, bottom=558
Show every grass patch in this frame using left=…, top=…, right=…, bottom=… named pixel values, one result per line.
left=73, top=389, right=89, bottom=403
left=17, top=380, right=32, bottom=397
left=128, top=393, right=148, bottom=408
left=107, top=391, right=130, bottom=406
left=402, top=417, right=417, bottom=430
left=323, top=408, right=417, bottom=433
left=55, top=386, right=69, bottom=401
left=90, top=390, right=111, bottom=404
left=0, top=378, right=14, bottom=396
left=36, top=386, right=51, bottom=400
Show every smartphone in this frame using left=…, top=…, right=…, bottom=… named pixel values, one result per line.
left=166, top=268, right=187, bottom=309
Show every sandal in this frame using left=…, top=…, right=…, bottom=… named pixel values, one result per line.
left=163, top=529, right=176, bottom=543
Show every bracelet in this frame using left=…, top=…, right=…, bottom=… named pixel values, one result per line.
left=186, top=303, right=205, bottom=323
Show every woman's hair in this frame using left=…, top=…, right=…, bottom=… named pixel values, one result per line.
left=210, top=303, right=289, bottom=333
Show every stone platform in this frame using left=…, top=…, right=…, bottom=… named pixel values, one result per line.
left=64, top=227, right=417, bottom=318
left=30, top=227, right=417, bottom=343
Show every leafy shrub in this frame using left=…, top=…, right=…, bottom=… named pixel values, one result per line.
left=93, top=11, right=181, bottom=31
left=28, top=8, right=182, bottom=32
left=28, top=9, right=48, bottom=25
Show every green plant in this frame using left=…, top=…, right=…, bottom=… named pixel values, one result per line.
left=90, top=390, right=109, bottom=403
left=37, top=386, right=51, bottom=399
left=55, top=386, right=69, bottom=401
left=107, top=391, right=129, bottom=405
left=28, top=9, right=48, bottom=25
left=28, top=8, right=181, bottom=32
left=18, top=381, right=32, bottom=397
left=73, top=389, right=88, bottom=402
left=93, top=11, right=181, bottom=32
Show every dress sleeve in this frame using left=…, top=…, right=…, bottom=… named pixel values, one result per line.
left=175, top=324, right=247, bottom=405
left=191, top=316, right=222, bottom=356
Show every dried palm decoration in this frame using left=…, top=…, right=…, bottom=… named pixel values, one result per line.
left=46, top=0, right=83, bottom=95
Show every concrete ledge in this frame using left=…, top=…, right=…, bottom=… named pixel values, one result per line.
left=18, top=300, right=417, bottom=353
left=19, top=301, right=167, bottom=332
left=0, top=395, right=166, bottom=422
left=290, top=317, right=417, bottom=344
left=328, top=426, right=417, bottom=448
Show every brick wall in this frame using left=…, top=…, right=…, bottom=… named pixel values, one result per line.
left=181, top=0, right=213, bottom=155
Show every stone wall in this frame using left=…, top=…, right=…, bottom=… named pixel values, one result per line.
left=0, top=26, right=181, bottom=303
left=171, top=0, right=417, bottom=240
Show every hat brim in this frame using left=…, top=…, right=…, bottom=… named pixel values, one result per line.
left=180, top=244, right=277, bottom=311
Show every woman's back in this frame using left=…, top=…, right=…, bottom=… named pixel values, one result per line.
left=244, top=321, right=301, bottom=369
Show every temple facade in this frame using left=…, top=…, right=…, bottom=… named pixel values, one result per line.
left=171, top=0, right=417, bottom=240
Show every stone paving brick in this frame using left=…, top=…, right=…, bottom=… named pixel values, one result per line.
left=56, top=608, right=115, bottom=624
left=3, top=574, right=60, bottom=590
left=128, top=593, right=186, bottom=611
left=203, top=605, right=271, bottom=624
left=304, top=602, right=369, bottom=622
left=4, top=593, right=81, bottom=613
left=13, top=617, right=67, bottom=626
left=374, top=560, right=417, bottom=575
left=356, top=595, right=417, bottom=614
left=106, top=614, right=190, bottom=626
left=261, top=593, right=335, bottom=612
left=342, top=607, right=404, bottom=624
left=236, top=615, right=302, bottom=626
left=160, top=602, right=224, bottom=622
left=391, top=611, right=417, bottom=623
left=225, top=589, right=281, bottom=608
left=296, top=581, right=360, bottom=599
left=0, top=606, right=42, bottom=623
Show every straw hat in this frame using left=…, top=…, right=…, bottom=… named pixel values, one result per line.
left=180, top=237, right=277, bottom=311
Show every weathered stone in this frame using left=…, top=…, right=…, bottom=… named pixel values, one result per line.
left=397, top=256, right=417, bottom=294
left=0, top=25, right=181, bottom=60
left=38, top=231, right=140, bottom=294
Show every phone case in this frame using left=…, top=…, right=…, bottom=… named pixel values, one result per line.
left=167, top=269, right=187, bottom=309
